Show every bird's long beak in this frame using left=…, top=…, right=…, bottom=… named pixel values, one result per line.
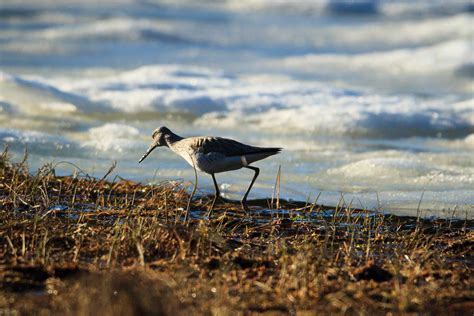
left=138, top=142, right=158, bottom=163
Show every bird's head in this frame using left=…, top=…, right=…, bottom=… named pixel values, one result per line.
left=138, top=126, right=172, bottom=163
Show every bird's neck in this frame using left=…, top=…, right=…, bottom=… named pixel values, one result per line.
left=164, top=132, right=183, bottom=146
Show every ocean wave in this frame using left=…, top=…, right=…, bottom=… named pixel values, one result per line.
left=328, top=157, right=435, bottom=179
left=326, top=155, right=474, bottom=190
left=0, top=128, right=73, bottom=155
left=283, top=39, right=472, bottom=76
left=0, top=71, right=106, bottom=113
left=279, top=39, right=473, bottom=96
left=32, top=17, right=184, bottom=43
left=307, top=14, right=472, bottom=52
left=0, top=124, right=146, bottom=158
left=2, top=65, right=472, bottom=138
left=82, top=123, right=142, bottom=153
left=2, top=1, right=471, bottom=58
left=464, top=134, right=474, bottom=148
left=223, top=0, right=473, bottom=17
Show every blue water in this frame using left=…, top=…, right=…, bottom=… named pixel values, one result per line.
left=0, top=0, right=473, bottom=218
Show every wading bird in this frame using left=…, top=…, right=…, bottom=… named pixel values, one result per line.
left=139, top=127, right=281, bottom=213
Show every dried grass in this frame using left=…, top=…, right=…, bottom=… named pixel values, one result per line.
left=0, top=148, right=472, bottom=315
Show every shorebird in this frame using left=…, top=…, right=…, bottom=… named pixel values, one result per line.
left=138, top=126, right=281, bottom=213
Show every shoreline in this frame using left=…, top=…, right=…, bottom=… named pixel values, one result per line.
left=3, top=150, right=473, bottom=221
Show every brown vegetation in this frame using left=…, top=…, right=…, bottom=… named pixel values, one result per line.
left=0, top=149, right=472, bottom=315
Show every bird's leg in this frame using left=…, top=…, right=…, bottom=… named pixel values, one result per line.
left=208, top=173, right=220, bottom=216
left=241, top=166, right=260, bottom=212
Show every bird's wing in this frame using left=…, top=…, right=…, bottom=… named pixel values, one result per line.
left=191, top=137, right=280, bottom=157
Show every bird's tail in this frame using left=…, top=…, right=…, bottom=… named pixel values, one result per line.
left=253, top=147, right=282, bottom=155
left=243, top=148, right=282, bottom=166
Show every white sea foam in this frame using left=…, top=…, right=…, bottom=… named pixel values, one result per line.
left=464, top=134, right=474, bottom=147
left=0, top=128, right=71, bottom=154
left=281, top=39, right=473, bottom=86
left=83, top=123, right=141, bottom=153
left=328, top=157, right=433, bottom=179
left=0, top=71, right=105, bottom=114
left=311, top=14, right=472, bottom=49
left=324, top=152, right=474, bottom=192
left=38, top=102, right=77, bottom=113
left=2, top=66, right=472, bottom=138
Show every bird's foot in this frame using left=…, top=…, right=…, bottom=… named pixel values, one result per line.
left=209, top=195, right=233, bottom=206
left=241, top=200, right=250, bottom=214
left=218, top=196, right=233, bottom=204
left=207, top=195, right=231, bottom=217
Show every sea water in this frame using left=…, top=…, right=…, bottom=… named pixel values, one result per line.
left=0, top=0, right=473, bottom=218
